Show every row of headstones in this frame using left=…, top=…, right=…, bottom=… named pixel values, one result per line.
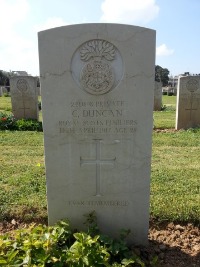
left=3, top=75, right=200, bottom=130
left=37, top=24, right=200, bottom=246
left=155, top=77, right=200, bottom=129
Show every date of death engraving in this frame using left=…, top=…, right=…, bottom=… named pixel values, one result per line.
left=58, top=100, right=137, bottom=135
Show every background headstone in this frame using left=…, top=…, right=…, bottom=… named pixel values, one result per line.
left=38, top=23, right=156, bottom=245
left=10, top=76, right=38, bottom=120
left=37, top=87, right=41, bottom=96
left=0, top=86, right=8, bottom=96
left=154, top=81, right=162, bottom=111
left=176, top=75, right=200, bottom=129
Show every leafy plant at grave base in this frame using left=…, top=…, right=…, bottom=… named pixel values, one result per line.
left=0, top=112, right=17, bottom=130
left=160, top=104, right=167, bottom=111
left=0, top=214, right=157, bottom=266
left=16, top=119, right=43, bottom=132
left=0, top=112, right=43, bottom=131
left=2, top=92, right=10, bottom=97
left=160, top=105, right=176, bottom=112
left=84, top=211, right=132, bottom=261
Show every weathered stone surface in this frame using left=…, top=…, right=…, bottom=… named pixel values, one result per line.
left=38, top=23, right=156, bottom=245
left=154, top=81, right=162, bottom=111
left=10, top=76, right=38, bottom=120
left=176, top=75, right=200, bottom=130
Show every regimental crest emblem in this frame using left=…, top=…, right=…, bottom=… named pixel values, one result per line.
left=80, top=40, right=115, bottom=95
left=71, top=39, right=124, bottom=95
left=17, top=79, right=28, bottom=94
left=186, top=79, right=199, bottom=93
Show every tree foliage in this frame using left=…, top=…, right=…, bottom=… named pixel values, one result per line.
left=0, top=70, right=9, bottom=86
left=155, top=65, right=170, bottom=86
left=0, top=70, right=17, bottom=86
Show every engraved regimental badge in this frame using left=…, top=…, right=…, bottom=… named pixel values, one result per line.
left=17, top=79, right=28, bottom=94
left=80, top=40, right=115, bottom=95
left=186, top=79, right=199, bottom=93
left=71, top=39, right=124, bottom=95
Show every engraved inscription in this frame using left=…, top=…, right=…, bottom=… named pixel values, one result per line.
left=58, top=100, right=137, bottom=135
left=80, top=139, right=116, bottom=197
left=67, top=200, right=129, bottom=207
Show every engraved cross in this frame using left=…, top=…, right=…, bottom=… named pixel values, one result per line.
left=80, top=139, right=116, bottom=197
left=185, top=92, right=198, bottom=119
left=19, top=102, right=30, bottom=117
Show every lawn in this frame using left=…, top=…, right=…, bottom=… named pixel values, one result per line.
left=0, top=95, right=200, bottom=224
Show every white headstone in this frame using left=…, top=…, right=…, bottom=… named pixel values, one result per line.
left=176, top=75, right=200, bottom=130
left=38, top=23, right=156, bottom=245
left=0, top=86, right=8, bottom=96
left=37, top=87, right=41, bottom=96
left=154, top=81, right=162, bottom=111
left=10, top=76, right=38, bottom=120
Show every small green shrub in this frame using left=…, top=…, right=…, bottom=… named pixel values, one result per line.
left=160, top=105, right=176, bottom=111
left=0, top=217, right=157, bottom=266
left=2, top=92, right=10, bottom=97
left=0, top=112, right=43, bottom=131
left=16, top=119, right=43, bottom=132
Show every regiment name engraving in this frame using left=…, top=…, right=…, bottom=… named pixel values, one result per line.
left=59, top=100, right=137, bottom=134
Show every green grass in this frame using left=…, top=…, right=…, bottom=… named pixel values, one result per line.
left=0, top=131, right=47, bottom=222
left=153, top=94, right=176, bottom=129
left=0, top=95, right=200, bottom=225
left=151, top=129, right=200, bottom=223
left=162, top=95, right=176, bottom=106
left=0, top=96, right=12, bottom=112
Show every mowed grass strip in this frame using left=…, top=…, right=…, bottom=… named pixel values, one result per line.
left=154, top=110, right=176, bottom=129
left=0, top=96, right=12, bottom=112
left=162, top=95, right=176, bottom=106
left=151, top=129, right=200, bottom=223
left=0, top=131, right=47, bottom=222
left=154, top=95, right=176, bottom=129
